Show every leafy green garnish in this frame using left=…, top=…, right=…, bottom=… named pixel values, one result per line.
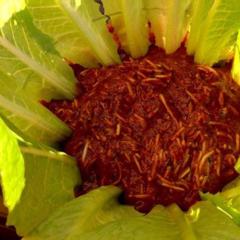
left=26, top=0, right=120, bottom=67
left=7, top=141, right=81, bottom=236
left=0, top=10, right=77, bottom=101
left=234, top=156, right=240, bottom=173
left=19, top=186, right=240, bottom=240
left=0, top=117, right=25, bottom=211
left=1, top=0, right=240, bottom=239
left=187, top=201, right=240, bottom=240
left=0, top=70, right=71, bottom=146
left=145, top=0, right=193, bottom=54
left=201, top=192, right=240, bottom=226
left=102, top=0, right=150, bottom=58
left=0, top=0, right=25, bottom=27
left=187, top=0, right=240, bottom=65
left=200, top=176, right=240, bottom=226
left=186, top=0, right=214, bottom=55
left=23, top=187, right=140, bottom=240
left=221, top=176, right=240, bottom=212
left=232, top=31, right=240, bottom=84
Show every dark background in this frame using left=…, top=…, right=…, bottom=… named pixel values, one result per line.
left=0, top=217, right=20, bottom=240
left=0, top=195, right=20, bottom=240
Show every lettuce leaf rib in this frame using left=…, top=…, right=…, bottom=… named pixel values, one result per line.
left=187, top=0, right=240, bottom=65
left=0, top=10, right=77, bottom=101
left=27, top=0, right=120, bottom=67
left=0, top=36, right=75, bottom=100
left=144, top=0, right=193, bottom=54
left=102, top=0, right=150, bottom=58
left=186, top=0, right=214, bottom=55
left=0, top=71, right=71, bottom=146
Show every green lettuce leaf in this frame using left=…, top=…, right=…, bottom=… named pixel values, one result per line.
left=201, top=192, right=240, bottom=225
left=0, top=10, right=77, bottom=101
left=234, top=156, right=240, bottom=173
left=0, top=0, right=25, bottom=27
left=7, top=141, right=81, bottom=236
left=0, top=117, right=25, bottom=211
left=23, top=187, right=179, bottom=240
left=102, top=0, right=150, bottom=58
left=26, top=0, right=120, bottom=67
left=144, top=0, right=193, bottom=54
left=22, top=186, right=240, bottom=240
left=0, top=70, right=71, bottom=146
left=200, top=175, right=240, bottom=226
left=232, top=31, right=240, bottom=84
left=187, top=0, right=240, bottom=65
left=221, top=176, right=240, bottom=212
left=187, top=201, right=240, bottom=240
left=23, top=187, right=141, bottom=240
left=186, top=0, right=214, bottom=55
left=1, top=1, right=240, bottom=240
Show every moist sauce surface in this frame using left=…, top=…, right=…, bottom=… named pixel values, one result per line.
left=46, top=46, right=240, bottom=212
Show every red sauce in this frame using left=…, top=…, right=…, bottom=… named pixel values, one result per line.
left=45, top=46, right=240, bottom=212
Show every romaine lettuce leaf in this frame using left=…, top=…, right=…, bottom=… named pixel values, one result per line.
left=7, top=141, right=81, bottom=236
left=22, top=187, right=141, bottom=240
left=0, top=117, right=25, bottom=211
left=187, top=0, right=240, bottom=65
left=0, top=0, right=25, bottom=27
left=21, top=186, right=240, bottom=240
left=144, top=0, right=193, bottom=54
left=1, top=1, right=240, bottom=240
left=0, top=10, right=77, bottom=101
left=22, top=187, right=179, bottom=240
left=201, top=192, right=240, bottom=225
left=200, top=175, right=240, bottom=226
left=186, top=0, right=214, bottom=55
left=26, top=0, right=120, bottom=67
left=0, top=70, right=71, bottom=146
left=101, top=0, right=150, bottom=58
left=221, top=176, right=240, bottom=213
left=232, top=31, right=240, bottom=84
left=187, top=201, right=240, bottom=240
